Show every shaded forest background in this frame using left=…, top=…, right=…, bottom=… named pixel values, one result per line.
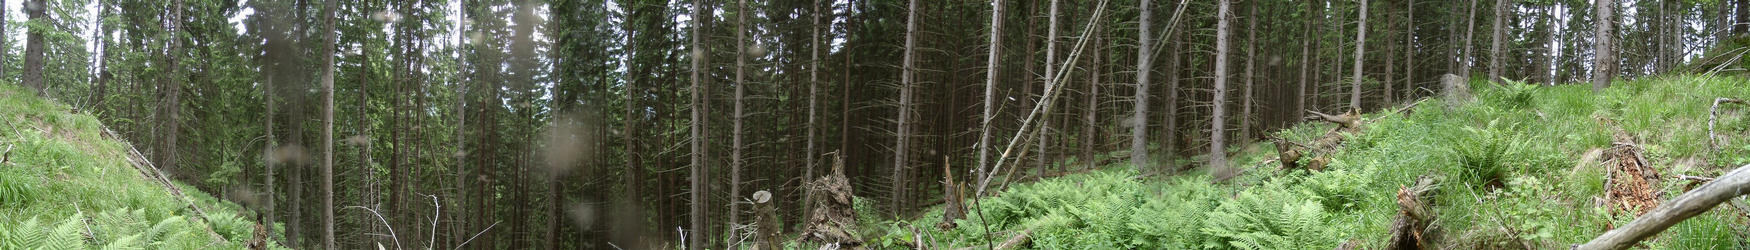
left=4, top=0, right=1740, bottom=248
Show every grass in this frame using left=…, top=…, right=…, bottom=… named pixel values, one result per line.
left=856, top=74, right=1750, bottom=249
left=0, top=85, right=284, bottom=249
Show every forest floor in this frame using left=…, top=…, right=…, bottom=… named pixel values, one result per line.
left=0, top=85, right=284, bottom=249
left=829, top=75, right=1750, bottom=249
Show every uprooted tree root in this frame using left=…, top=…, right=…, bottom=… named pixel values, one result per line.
left=799, top=152, right=864, bottom=247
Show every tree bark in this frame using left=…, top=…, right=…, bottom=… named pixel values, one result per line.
left=1404, top=0, right=1414, bottom=101
left=1130, top=0, right=1150, bottom=170
left=894, top=0, right=918, bottom=215
left=1298, top=0, right=1312, bottom=122
left=731, top=0, right=747, bottom=238
left=1489, top=0, right=1507, bottom=81
left=319, top=0, right=338, bottom=247
left=1461, top=0, right=1478, bottom=78
left=22, top=0, right=46, bottom=95
left=1351, top=0, right=1367, bottom=111
left=1243, top=0, right=1257, bottom=140
left=1593, top=0, right=1616, bottom=92
left=1212, top=0, right=1231, bottom=173
left=805, top=0, right=821, bottom=216
left=689, top=0, right=708, bottom=248
left=978, top=0, right=1005, bottom=185
left=1038, top=0, right=1058, bottom=178
left=1083, top=15, right=1100, bottom=170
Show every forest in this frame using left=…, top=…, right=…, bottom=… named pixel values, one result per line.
left=1, top=0, right=1750, bottom=249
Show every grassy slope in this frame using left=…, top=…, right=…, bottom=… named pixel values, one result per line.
left=0, top=85, right=284, bottom=249
left=861, top=75, right=1750, bottom=249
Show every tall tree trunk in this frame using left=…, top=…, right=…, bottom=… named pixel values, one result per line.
left=688, top=0, right=707, bottom=248
left=1037, top=0, right=1059, bottom=177
left=978, top=0, right=1004, bottom=183
left=1383, top=1, right=1395, bottom=105
left=731, top=0, right=747, bottom=239
left=91, top=4, right=110, bottom=107
left=451, top=0, right=468, bottom=245
left=805, top=0, right=820, bottom=214
left=1212, top=0, right=1231, bottom=173
left=1083, top=15, right=1100, bottom=170
left=1130, top=0, right=1150, bottom=170
left=263, top=69, right=276, bottom=247
left=1162, top=11, right=1181, bottom=165
left=318, top=0, right=338, bottom=247
left=1593, top=0, right=1616, bottom=92
left=1461, top=0, right=1478, bottom=78
left=22, top=0, right=46, bottom=95
left=1243, top=0, right=1256, bottom=140
left=1405, top=0, right=1414, bottom=99
left=1351, top=0, right=1367, bottom=111
left=1737, top=0, right=1749, bottom=36
left=1299, top=0, right=1313, bottom=121
left=1489, top=0, right=1507, bottom=81
left=893, top=0, right=917, bottom=216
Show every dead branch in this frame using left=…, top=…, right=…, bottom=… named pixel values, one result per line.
left=1577, top=163, right=1750, bottom=250
left=344, top=206, right=402, bottom=250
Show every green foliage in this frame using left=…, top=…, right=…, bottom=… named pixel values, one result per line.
left=869, top=76, right=1750, bottom=249
left=0, top=85, right=284, bottom=249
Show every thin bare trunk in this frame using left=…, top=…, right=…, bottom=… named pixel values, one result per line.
left=977, top=0, right=1005, bottom=184
left=1461, top=0, right=1477, bottom=78
left=689, top=0, right=709, bottom=248
left=1243, top=0, right=1256, bottom=140
left=1351, top=0, right=1367, bottom=111
left=1489, top=0, right=1507, bottom=81
left=1212, top=0, right=1231, bottom=172
left=731, top=0, right=747, bottom=240
left=894, top=0, right=918, bottom=215
left=1130, top=0, right=1149, bottom=170
left=319, top=0, right=338, bottom=247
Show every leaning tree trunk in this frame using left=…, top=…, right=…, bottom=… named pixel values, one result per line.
left=1461, top=0, right=1478, bottom=78
left=1130, top=0, right=1151, bottom=170
left=1593, top=0, right=1617, bottom=92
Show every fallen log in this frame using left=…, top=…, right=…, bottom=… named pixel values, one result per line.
left=1597, top=116, right=1662, bottom=216
left=1276, top=100, right=1426, bottom=172
left=1576, top=163, right=1750, bottom=250
left=953, top=228, right=1031, bottom=250
left=1387, top=176, right=1440, bottom=250
left=1709, top=98, right=1747, bottom=151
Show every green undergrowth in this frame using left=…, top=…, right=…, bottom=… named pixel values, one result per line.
left=864, top=75, right=1750, bottom=249
left=0, top=85, right=285, bottom=249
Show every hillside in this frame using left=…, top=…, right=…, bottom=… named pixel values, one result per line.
left=0, top=85, right=284, bottom=249
left=849, top=76, right=1750, bottom=249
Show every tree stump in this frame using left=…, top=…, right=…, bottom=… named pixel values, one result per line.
left=1387, top=175, right=1439, bottom=250
left=800, top=153, right=863, bottom=247
left=752, top=190, right=780, bottom=250
left=1440, top=74, right=1473, bottom=109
